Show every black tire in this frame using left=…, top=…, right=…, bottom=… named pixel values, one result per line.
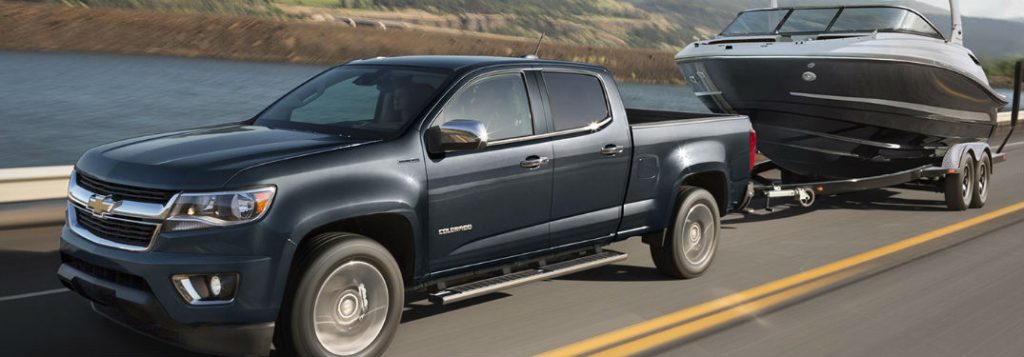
left=650, top=186, right=721, bottom=279
left=277, top=233, right=404, bottom=357
left=969, top=154, right=990, bottom=209
left=943, top=154, right=974, bottom=211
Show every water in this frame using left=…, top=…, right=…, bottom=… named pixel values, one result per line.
left=0, top=51, right=1017, bottom=168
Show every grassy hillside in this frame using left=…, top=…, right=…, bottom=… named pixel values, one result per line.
left=4, top=0, right=1020, bottom=84
left=0, top=2, right=680, bottom=83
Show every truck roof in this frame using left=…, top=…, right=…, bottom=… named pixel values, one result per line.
left=348, top=55, right=608, bottom=73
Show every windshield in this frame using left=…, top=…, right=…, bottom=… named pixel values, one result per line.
left=829, top=7, right=938, bottom=35
left=256, top=66, right=451, bottom=139
left=721, top=6, right=942, bottom=38
left=722, top=9, right=789, bottom=36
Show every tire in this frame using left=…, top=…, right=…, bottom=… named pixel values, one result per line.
left=969, top=154, right=991, bottom=209
left=650, top=186, right=721, bottom=279
left=943, top=154, right=974, bottom=211
left=277, top=233, right=404, bottom=357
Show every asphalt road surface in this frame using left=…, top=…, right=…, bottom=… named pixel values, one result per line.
left=2, top=137, right=1023, bottom=356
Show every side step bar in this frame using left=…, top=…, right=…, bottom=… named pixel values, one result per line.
left=428, top=250, right=628, bottom=305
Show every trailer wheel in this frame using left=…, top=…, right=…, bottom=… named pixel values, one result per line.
left=650, top=186, right=720, bottom=279
left=278, top=233, right=403, bottom=357
left=969, top=154, right=991, bottom=209
left=943, top=154, right=974, bottom=211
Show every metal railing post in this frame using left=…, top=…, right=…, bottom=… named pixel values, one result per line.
left=998, top=60, right=1022, bottom=153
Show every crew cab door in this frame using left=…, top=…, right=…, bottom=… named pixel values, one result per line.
left=541, top=71, right=632, bottom=248
left=424, top=70, right=553, bottom=272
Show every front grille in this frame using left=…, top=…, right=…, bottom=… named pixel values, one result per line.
left=74, top=206, right=159, bottom=248
left=61, top=253, right=150, bottom=292
left=76, top=172, right=176, bottom=204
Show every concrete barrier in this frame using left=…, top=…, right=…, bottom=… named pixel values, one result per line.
left=0, top=165, right=73, bottom=204
left=998, top=111, right=1021, bottom=125
left=0, top=165, right=72, bottom=229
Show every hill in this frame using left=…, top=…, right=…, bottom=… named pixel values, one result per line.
left=4, top=0, right=1020, bottom=85
left=12, top=0, right=1023, bottom=59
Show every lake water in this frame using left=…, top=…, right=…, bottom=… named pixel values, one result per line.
left=0, top=51, right=1017, bottom=168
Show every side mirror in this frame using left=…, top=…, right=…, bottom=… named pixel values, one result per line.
left=427, top=119, right=488, bottom=155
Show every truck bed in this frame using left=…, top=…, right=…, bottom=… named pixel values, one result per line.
left=626, top=108, right=745, bottom=127
left=617, top=108, right=752, bottom=236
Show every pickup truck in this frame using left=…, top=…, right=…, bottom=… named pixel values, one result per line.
left=58, top=56, right=754, bottom=357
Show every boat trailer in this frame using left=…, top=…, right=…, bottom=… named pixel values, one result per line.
left=740, top=60, right=1022, bottom=212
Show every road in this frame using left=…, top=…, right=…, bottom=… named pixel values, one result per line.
left=1, top=136, right=1022, bottom=356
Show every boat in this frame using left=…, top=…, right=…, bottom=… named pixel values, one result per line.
left=675, top=0, right=1008, bottom=180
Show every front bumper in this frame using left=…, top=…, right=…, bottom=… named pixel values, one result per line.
left=58, top=223, right=291, bottom=356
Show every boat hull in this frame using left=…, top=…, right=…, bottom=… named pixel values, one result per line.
left=678, top=56, right=1003, bottom=179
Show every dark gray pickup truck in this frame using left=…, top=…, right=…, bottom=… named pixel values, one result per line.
left=58, top=56, right=754, bottom=356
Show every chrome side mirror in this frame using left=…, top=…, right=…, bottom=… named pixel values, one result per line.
left=427, top=119, right=488, bottom=154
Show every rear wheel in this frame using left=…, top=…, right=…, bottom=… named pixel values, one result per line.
left=943, top=154, right=974, bottom=211
left=969, top=154, right=990, bottom=209
left=650, top=186, right=720, bottom=279
left=278, top=233, right=403, bottom=357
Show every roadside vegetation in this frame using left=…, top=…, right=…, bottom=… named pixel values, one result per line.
left=2, top=0, right=1018, bottom=85
left=981, top=58, right=1023, bottom=88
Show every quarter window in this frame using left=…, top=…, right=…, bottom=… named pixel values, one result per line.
left=439, top=73, right=533, bottom=141
left=543, top=72, right=610, bottom=131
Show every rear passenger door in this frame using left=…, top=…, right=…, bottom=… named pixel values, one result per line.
left=542, top=71, right=632, bottom=248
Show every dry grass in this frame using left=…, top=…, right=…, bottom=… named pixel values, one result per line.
left=0, top=2, right=682, bottom=83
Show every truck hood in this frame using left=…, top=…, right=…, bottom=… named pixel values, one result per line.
left=76, top=124, right=373, bottom=190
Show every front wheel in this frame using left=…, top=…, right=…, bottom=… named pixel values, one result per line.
left=278, top=233, right=404, bottom=357
left=650, top=186, right=721, bottom=279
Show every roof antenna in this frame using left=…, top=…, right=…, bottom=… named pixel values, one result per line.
left=524, top=33, right=544, bottom=59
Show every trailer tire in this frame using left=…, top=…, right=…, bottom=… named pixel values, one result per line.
left=943, top=154, right=974, bottom=211
left=969, top=154, right=990, bottom=209
left=650, top=186, right=720, bottom=279
left=277, top=233, right=404, bottom=357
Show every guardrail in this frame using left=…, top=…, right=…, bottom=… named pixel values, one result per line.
left=998, top=111, right=1019, bottom=124
left=0, top=165, right=73, bottom=204
left=0, top=165, right=72, bottom=229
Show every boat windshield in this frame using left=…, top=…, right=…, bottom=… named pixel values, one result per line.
left=721, top=6, right=943, bottom=39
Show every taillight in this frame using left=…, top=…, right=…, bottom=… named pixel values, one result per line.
left=749, top=130, right=757, bottom=171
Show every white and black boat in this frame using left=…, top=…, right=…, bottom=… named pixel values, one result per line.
left=676, top=1, right=1008, bottom=179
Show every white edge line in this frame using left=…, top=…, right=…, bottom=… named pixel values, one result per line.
left=0, top=288, right=70, bottom=303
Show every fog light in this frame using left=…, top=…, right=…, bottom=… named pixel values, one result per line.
left=210, top=275, right=222, bottom=296
left=172, top=273, right=238, bottom=305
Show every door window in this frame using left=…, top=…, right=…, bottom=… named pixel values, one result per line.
left=439, top=73, right=533, bottom=141
left=543, top=72, right=610, bottom=131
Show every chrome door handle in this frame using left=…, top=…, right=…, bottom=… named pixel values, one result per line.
left=520, top=155, right=550, bottom=169
left=601, top=144, right=624, bottom=156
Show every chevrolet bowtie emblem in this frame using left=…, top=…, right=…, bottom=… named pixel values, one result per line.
left=87, top=194, right=121, bottom=215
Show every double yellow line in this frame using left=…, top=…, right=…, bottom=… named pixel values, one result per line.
left=539, top=200, right=1024, bottom=357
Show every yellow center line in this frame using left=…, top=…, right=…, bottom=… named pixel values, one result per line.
left=590, top=268, right=863, bottom=357
left=537, top=200, right=1024, bottom=357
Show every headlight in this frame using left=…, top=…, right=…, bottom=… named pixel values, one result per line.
left=164, top=187, right=276, bottom=231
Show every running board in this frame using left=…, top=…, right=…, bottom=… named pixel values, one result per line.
left=428, top=250, right=628, bottom=305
